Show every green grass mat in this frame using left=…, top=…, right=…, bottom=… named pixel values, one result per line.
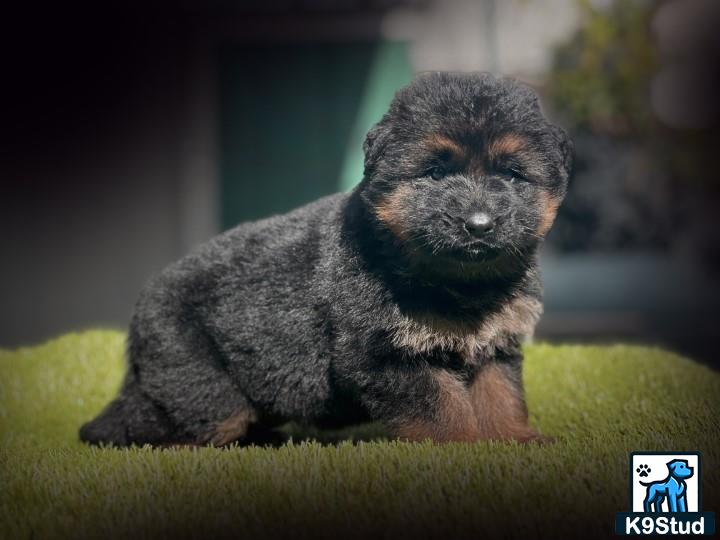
left=1, top=330, right=718, bottom=539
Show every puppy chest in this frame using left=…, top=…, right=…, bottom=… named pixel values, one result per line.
left=388, top=296, right=542, bottom=359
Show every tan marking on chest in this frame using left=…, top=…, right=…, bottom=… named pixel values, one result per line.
left=390, top=295, right=542, bottom=356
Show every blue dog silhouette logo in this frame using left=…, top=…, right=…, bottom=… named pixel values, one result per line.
left=640, top=459, right=693, bottom=513
left=615, top=452, right=716, bottom=536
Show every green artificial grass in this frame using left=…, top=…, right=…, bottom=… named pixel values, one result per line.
left=1, top=331, right=719, bottom=540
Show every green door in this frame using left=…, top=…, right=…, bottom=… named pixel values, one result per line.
left=219, top=41, right=412, bottom=228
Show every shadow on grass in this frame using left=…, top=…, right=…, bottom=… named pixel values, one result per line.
left=153, top=422, right=391, bottom=450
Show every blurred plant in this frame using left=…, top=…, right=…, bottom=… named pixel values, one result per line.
left=543, top=0, right=720, bottom=270
left=543, top=0, right=675, bottom=254
left=547, top=0, right=657, bottom=135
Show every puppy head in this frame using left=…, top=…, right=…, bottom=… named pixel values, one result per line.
left=359, top=72, right=573, bottom=272
left=668, top=460, right=694, bottom=479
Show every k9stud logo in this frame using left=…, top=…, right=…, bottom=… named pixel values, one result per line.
left=615, top=452, right=716, bottom=535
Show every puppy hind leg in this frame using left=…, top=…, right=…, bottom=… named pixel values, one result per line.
left=128, top=306, right=254, bottom=445
left=200, top=399, right=258, bottom=447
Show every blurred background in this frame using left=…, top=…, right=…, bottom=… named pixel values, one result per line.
left=2, top=0, right=720, bottom=365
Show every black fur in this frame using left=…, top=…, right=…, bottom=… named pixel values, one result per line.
left=80, top=72, right=573, bottom=446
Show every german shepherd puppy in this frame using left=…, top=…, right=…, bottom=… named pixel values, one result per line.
left=80, top=72, right=573, bottom=447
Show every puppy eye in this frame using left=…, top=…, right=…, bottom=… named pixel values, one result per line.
left=429, top=166, right=446, bottom=180
left=497, top=167, right=527, bottom=183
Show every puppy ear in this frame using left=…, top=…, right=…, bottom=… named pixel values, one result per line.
left=551, top=124, right=574, bottom=179
left=363, top=121, right=391, bottom=177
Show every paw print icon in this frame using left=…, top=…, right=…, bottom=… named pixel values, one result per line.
left=636, top=464, right=651, bottom=477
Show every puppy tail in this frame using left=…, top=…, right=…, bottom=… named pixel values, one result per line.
left=79, top=397, right=130, bottom=447
left=79, top=380, right=173, bottom=447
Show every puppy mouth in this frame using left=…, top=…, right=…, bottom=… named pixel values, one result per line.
left=439, top=239, right=503, bottom=262
left=454, top=244, right=502, bottom=261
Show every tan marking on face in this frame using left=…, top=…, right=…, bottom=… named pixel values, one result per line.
left=487, top=133, right=526, bottom=160
left=469, top=363, right=543, bottom=442
left=390, top=295, right=542, bottom=357
left=426, top=133, right=466, bottom=160
left=537, top=190, right=561, bottom=236
left=395, top=370, right=479, bottom=443
left=374, top=183, right=414, bottom=241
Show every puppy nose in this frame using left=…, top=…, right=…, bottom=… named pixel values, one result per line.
left=464, top=212, right=494, bottom=237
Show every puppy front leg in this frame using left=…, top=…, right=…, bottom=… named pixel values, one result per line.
left=469, top=353, right=548, bottom=443
left=363, top=367, right=480, bottom=443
